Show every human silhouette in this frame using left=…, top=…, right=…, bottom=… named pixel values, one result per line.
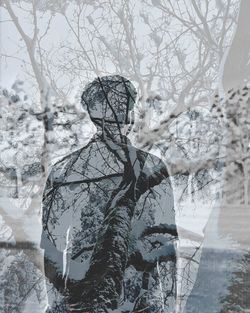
left=41, top=75, right=178, bottom=313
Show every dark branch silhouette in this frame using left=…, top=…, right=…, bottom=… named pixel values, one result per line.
left=41, top=75, right=178, bottom=312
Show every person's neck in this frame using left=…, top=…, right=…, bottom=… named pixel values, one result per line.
left=95, top=125, right=130, bottom=146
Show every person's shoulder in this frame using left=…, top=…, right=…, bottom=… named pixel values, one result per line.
left=47, top=137, right=97, bottom=183
left=141, top=149, right=167, bottom=170
left=147, top=151, right=164, bottom=164
left=131, top=145, right=170, bottom=178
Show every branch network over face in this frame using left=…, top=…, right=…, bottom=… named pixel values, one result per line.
left=81, top=75, right=137, bottom=143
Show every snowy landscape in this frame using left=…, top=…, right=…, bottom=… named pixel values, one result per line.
left=1, top=0, right=250, bottom=312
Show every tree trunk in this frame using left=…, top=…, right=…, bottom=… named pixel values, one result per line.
left=67, top=150, right=172, bottom=312
left=68, top=175, right=137, bottom=312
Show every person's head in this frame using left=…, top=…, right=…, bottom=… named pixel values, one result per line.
left=81, top=75, right=137, bottom=129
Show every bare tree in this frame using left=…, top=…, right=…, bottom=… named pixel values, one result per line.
left=0, top=0, right=242, bottom=312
